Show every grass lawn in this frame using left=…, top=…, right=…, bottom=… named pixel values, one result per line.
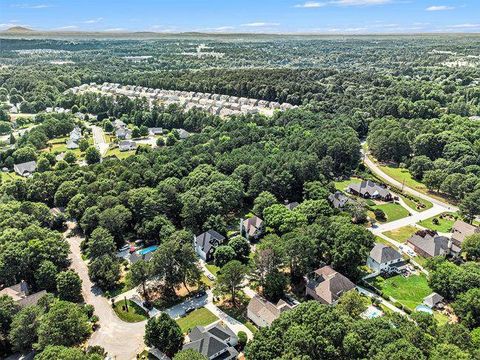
left=334, top=177, right=361, bottom=192
left=369, top=202, right=410, bottom=222
left=201, top=274, right=213, bottom=287
left=383, top=225, right=418, bottom=243
left=374, top=236, right=399, bottom=249
left=418, top=213, right=457, bottom=233
left=0, top=172, right=22, bottom=182
left=434, top=311, right=450, bottom=326
left=400, top=194, right=433, bottom=212
left=105, top=148, right=136, bottom=160
left=370, top=274, right=431, bottom=311
left=205, top=263, right=220, bottom=276
left=113, top=299, right=148, bottom=322
left=378, top=165, right=428, bottom=193
left=175, top=307, right=218, bottom=333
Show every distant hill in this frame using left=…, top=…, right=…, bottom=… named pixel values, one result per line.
left=4, top=26, right=35, bottom=33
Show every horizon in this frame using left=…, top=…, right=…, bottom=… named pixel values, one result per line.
left=1, top=0, right=479, bottom=35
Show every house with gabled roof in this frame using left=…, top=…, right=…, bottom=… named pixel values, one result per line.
left=240, top=215, right=264, bottom=240
left=305, top=265, right=355, bottom=305
left=247, top=295, right=293, bottom=328
left=328, top=191, right=353, bottom=209
left=407, top=230, right=450, bottom=258
left=194, top=230, right=226, bottom=261
left=0, top=280, right=47, bottom=308
left=183, top=322, right=238, bottom=360
left=367, top=243, right=404, bottom=272
left=347, top=180, right=392, bottom=201
left=450, top=220, right=479, bottom=255
left=14, top=161, right=36, bottom=177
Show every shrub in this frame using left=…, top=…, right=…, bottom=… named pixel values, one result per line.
left=237, top=331, right=247, bottom=350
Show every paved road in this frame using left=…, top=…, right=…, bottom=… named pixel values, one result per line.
left=91, top=125, right=109, bottom=156
left=67, top=227, right=146, bottom=360
left=362, top=146, right=457, bottom=212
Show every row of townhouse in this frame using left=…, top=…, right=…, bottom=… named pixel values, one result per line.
left=67, top=82, right=297, bottom=117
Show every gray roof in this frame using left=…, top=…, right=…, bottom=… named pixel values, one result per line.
left=119, top=140, right=137, bottom=151
left=423, top=292, right=444, bottom=307
left=185, top=323, right=238, bottom=360
left=407, top=231, right=449, bottom=257
left=195, top=230, right=226, bottom=255
left=14, top=161, right=36, bottom=175
left=452, top=220, right=479, bottom=244
left=285, top=202, right=299, bottom=210
left=348, top=180, right=390, bottom=198
left=307, top=266, right=355, bottom=304
left=328, top=191, right=352, bottom=209
left=369, top=243, right=402, bottom=264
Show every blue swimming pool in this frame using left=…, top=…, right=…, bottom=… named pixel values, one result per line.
left=415, top=304, right=433, bottom=314
left=136, top=245, right=158, bottom=256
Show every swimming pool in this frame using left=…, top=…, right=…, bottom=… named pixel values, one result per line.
left=136, top=245, right=158, bottom=256
left=362, top=306, right=383, bottom=319
left=415, top=304, right=433, bottom=314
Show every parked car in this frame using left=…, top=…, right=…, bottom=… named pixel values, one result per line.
left=119, top=244, right=130, bottom=252
left=207, top=274, right=215, bottom=281
left=185, top=307, right=195, bottom=314
left=195, top=290, right=207, bottom=298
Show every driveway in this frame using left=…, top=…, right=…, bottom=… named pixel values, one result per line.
left=67, top=229, right=146, bottom=360
left=91, top=125, right=109, bottom=156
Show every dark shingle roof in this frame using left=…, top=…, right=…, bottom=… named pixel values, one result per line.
left=369, top=243, right=402, bottom=264
left=348, top=180, right=390, bottom=198
left=195, top=230, right=226, bottom=254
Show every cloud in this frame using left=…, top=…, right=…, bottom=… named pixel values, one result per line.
left=331, top=0, right=391, bottom=5
left=55, top=25, right=78, bottom=30
left=294, top=1, right=326, bottom=8
left=211, top=26, right=235, bottom=31
left=11, top=3, right=50, bottom=9
left=104, top=28, right=125, bottom=32
left=83, top=17, right=103, bottom=24
left=426, top=5, right=454, bottom=11
left=448, top=23, right=480, bottom=28
left=241, top=22, right=280, bottom=27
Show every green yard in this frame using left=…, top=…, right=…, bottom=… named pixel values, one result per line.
left=369, top=202, right=410, bottom=223
left=383, top=225, right=418, bottom=243
left=105, top=148, right=136, bottom=160
left=418, top=213, right=457, bottom=233
left=369, top=274, right=432, bottom=311
left=175, top=307, right=218, bottom=333
left=378, top=165, right=428, bottom=193
left=113, top=299, right=148, bottom=322
left=1, top=172, right=22, bottom=182
left=334, top=177, right=361, bottom=192
left=205, top=263, right=220, bottom=276
left=400, top=194, right=433, bottom=212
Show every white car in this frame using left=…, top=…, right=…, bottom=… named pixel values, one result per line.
left=399, top=244, right=416, bottom=257
left=207, top=274, right=215, bottom=281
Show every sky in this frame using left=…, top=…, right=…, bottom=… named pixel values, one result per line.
left=0, top=0, right=479, bottom=34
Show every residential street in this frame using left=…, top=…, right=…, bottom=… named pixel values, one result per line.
left=67, top=227, right=146, bottom=360
left=362, top=146, right=458, bottom=212
left=91, top=125, right=109, bottom=156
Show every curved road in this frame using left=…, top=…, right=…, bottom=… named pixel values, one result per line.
left=362, top=148, right=457, bottom=212
left=68, top=230, right=146, bottom=360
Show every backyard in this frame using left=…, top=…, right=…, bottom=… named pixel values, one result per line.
left=334, top=177, right=361, bottom=192
left=418, top=213, right=457, bottom=233
left=105, top=147, right=136, bottom=160
left=113, top=299, right=148, bottom=322
left=175, top=307, right=218, bottom=333
left=369, top=202, right=410, bottom=223
left=369, top=274, right=432, bottom=311
left=383, top=225, right=418, bottom=243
